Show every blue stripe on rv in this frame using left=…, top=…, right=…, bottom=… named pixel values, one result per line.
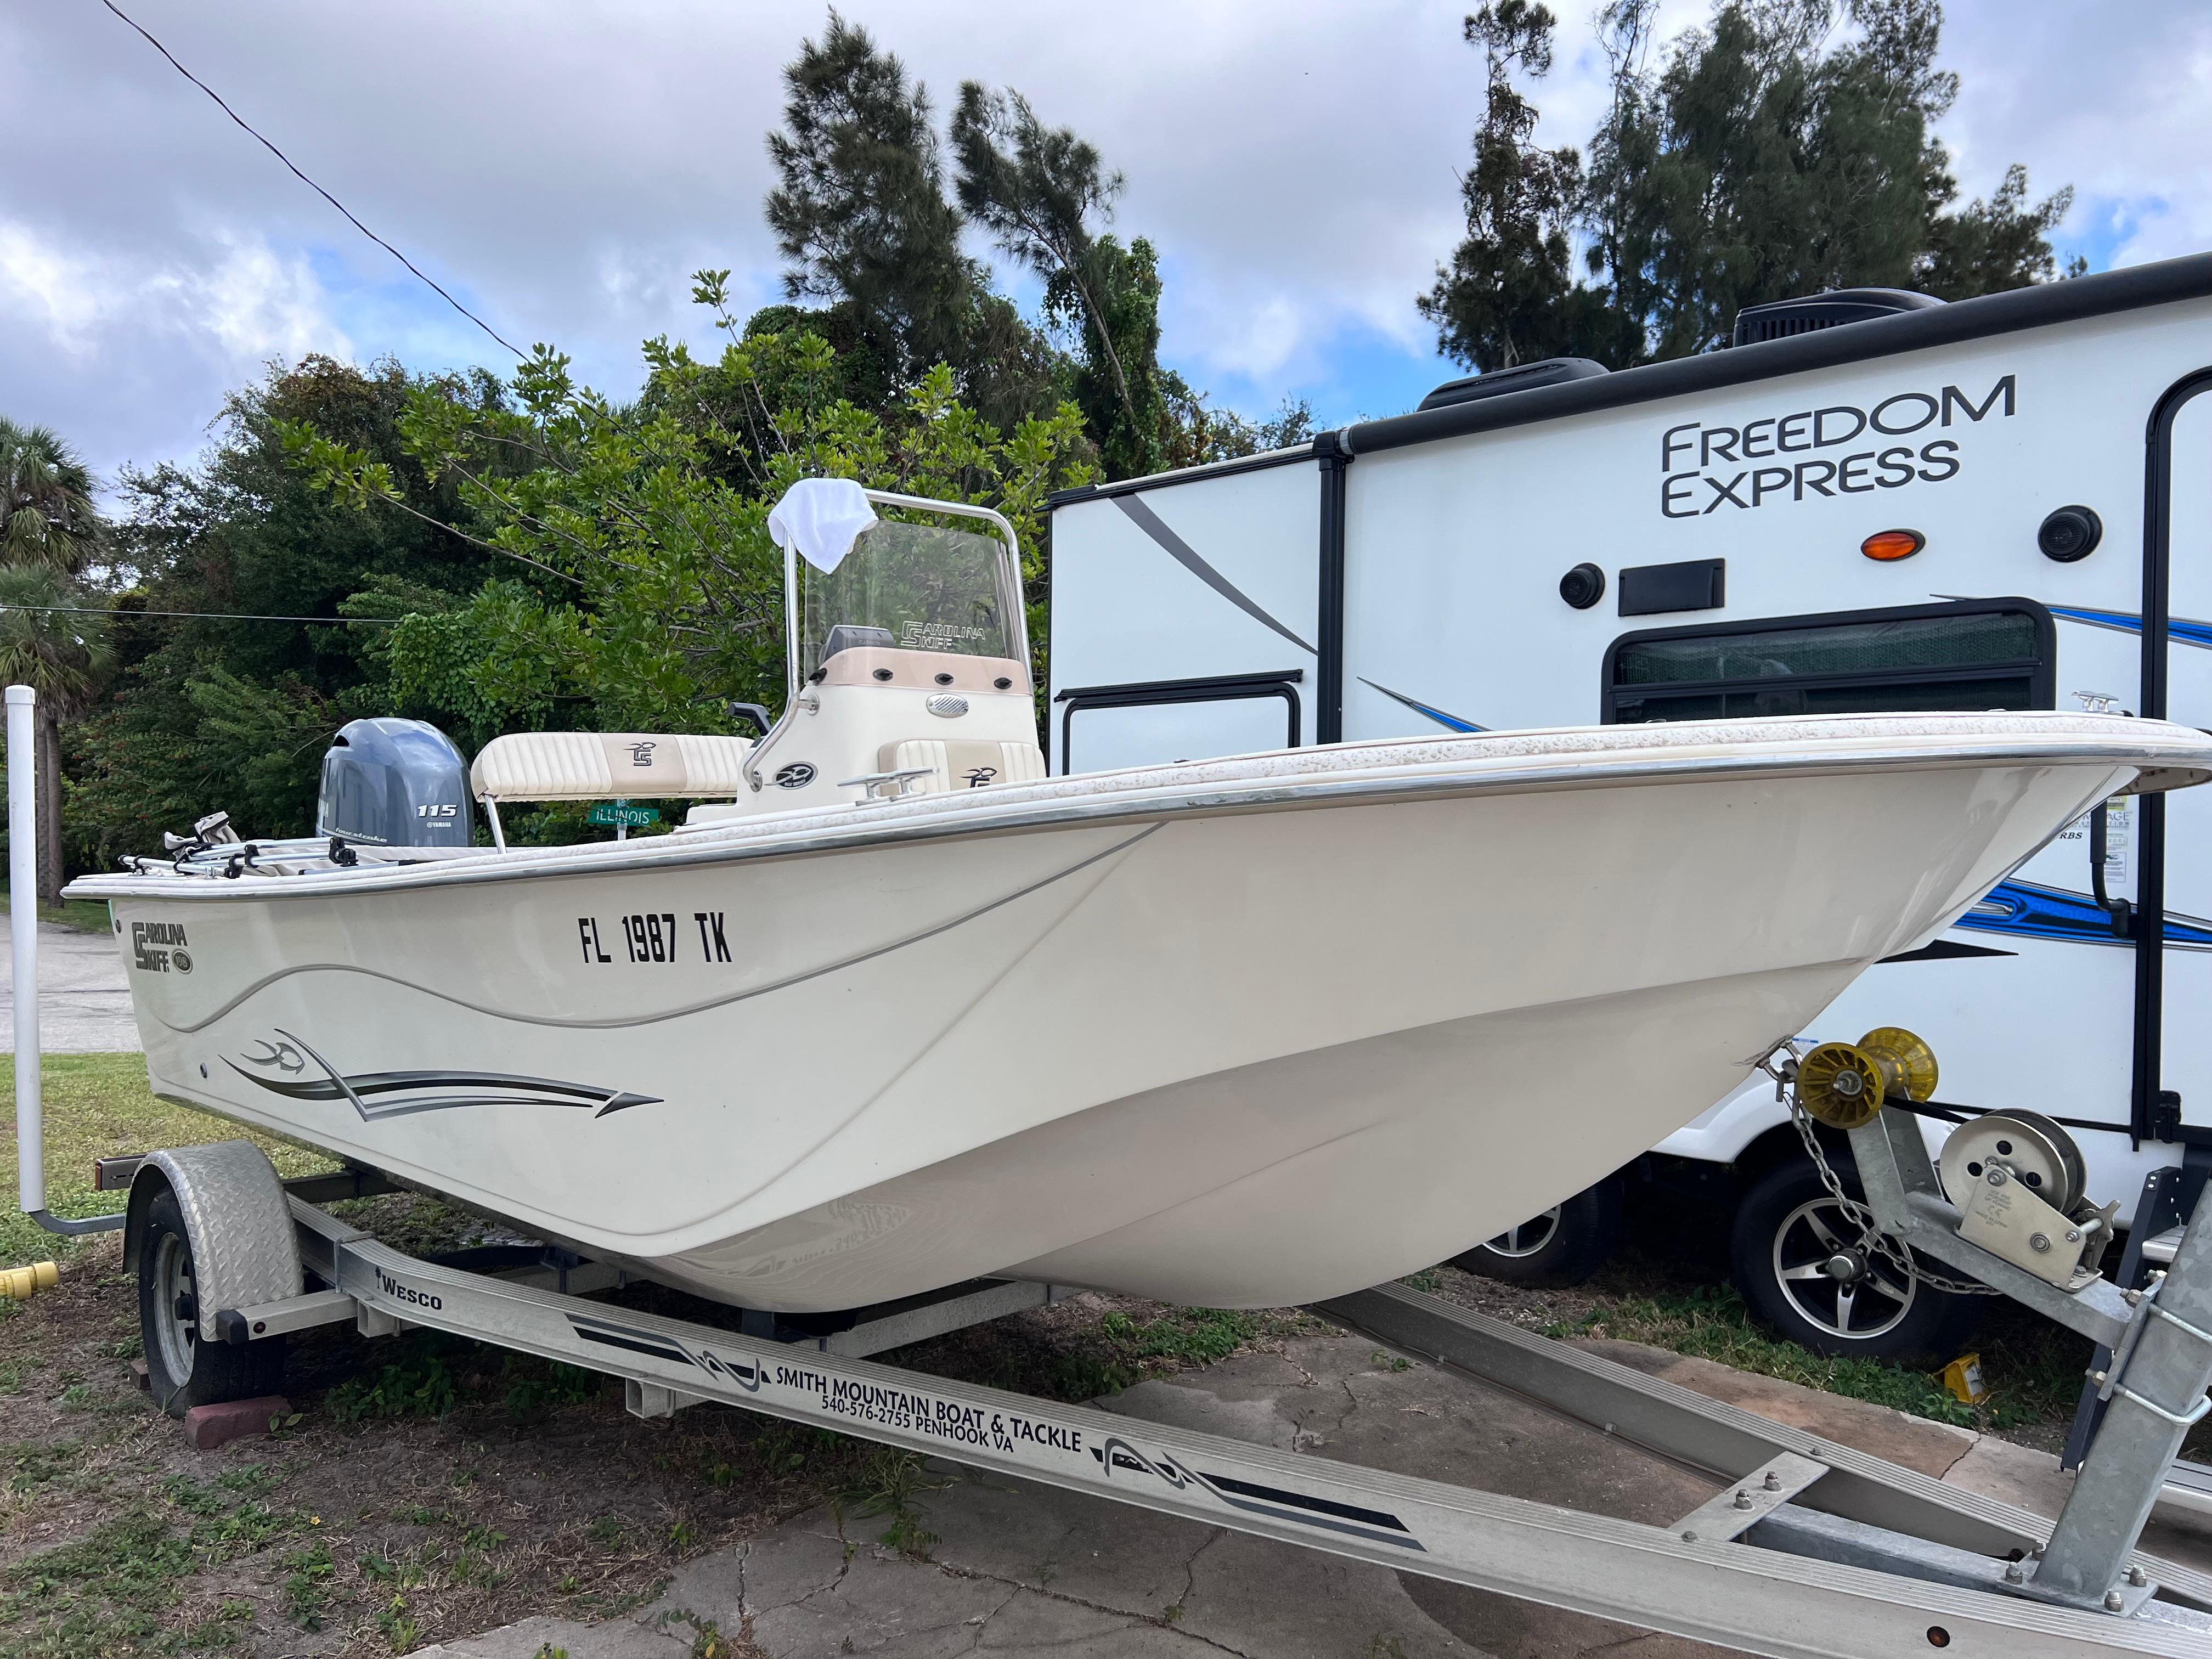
left=1954, top=878, right=2212, bottom=951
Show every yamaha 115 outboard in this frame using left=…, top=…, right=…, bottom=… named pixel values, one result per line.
left=317, top=719, right=475, bottom=849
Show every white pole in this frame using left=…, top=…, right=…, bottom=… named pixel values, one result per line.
left=8, top=685, right=44, bottom=1217
left=8, top=684, right=122, bottom=1235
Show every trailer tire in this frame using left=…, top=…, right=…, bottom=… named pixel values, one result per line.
left=1730, top=1156, right=1979, bottom=1364
left=127, top=1143, right=301, bottom=1419
left=139, top=1188, right=285, bottom=1416
left=1453, top=1175, right=1623, bottom=1288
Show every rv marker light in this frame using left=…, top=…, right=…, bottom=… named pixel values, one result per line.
left=1860, top=528, right=1925, bottom=562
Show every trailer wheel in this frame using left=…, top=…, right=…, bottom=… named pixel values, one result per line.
left=1730, top=1156, right=1979, bottom=1364
left=128, top=1142, right=302, bottom=1419
left=1453, top=1175, right=1623, bottom=1288
left=139, top=1189, right=285, bottom=1415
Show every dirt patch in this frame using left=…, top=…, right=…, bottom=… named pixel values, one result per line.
left=0, top=1201, right=1316, bottom=1659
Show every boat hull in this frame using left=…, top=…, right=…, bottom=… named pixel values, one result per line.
left=76, top=715, right=2210, bottom=1311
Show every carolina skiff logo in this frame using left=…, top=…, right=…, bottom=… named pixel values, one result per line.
left=131, top=920, right=190, bottom=974
left=774, top=762, right=816, bottom=788
left=1658, top=374, right=2013, bottom=518
left=228, top=1028, right=662, bottom=1122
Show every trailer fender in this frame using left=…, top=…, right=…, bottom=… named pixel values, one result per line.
left=124, top=1142, right=303, bottom=1311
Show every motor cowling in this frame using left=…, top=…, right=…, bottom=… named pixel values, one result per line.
left=317, top=719, right=474, bottom=848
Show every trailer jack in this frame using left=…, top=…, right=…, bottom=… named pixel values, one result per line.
left=1774, top=1026, right=2212, bottom=1617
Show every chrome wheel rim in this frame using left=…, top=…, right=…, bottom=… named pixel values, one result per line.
left=152, top=1231, right=199, bottom=1383
left=1482, top=1207, right=1564, bottom=1260
left=1771, top=1197, right=1916, bottom=1341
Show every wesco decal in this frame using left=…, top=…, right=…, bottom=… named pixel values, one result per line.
left=374, top=1267, right=444, bottom=1310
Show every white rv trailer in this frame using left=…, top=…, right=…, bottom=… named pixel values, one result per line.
left=1045, top=253, right=2212, bottom=1368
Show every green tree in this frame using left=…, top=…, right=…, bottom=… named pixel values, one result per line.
left=765, top=13, right=979, bottom=386
left=70, top=359, right=501, bottom=857
left=1919, top=162, right=2081, bottom=300
left=0, top=419, right=111, bottom=901
left=952, top=84, right=1167, bottom=476
left=0, top=566, right=110, bottom=903
left=763, top=16, right=1074, bottom=436
left=2, top=418, right=103, bottom=574
left=1420, top=3, right=1639, bottom=371
left=1426, top=0, right=2074, bottom=371
left=281, top=289, right=1098, bottom=817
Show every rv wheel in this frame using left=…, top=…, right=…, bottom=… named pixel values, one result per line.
left=1453, top=1174, right=1623, bottom=1288
left=138, top=1188, right=286, bottom=1416
left=1730, top=1156, right=1979, bottom=1364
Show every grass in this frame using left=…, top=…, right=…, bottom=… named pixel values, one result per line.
left=0, top=891, right=111, bottom=934
left=321, top=1330, right=607, bottom=1424
left=1, top=1053, right=335, bottom=1271
left=0, top=1472, right=305, bottom=1659
left=1527, top=1272, right=2094, bottom=1436
left=1544, top=1283, right=1995, bottom=1425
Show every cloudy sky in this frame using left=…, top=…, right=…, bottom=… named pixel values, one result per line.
left=7, top=1, right=2211, bottom=496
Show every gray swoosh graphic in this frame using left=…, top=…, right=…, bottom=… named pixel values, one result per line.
left=1115, top=494, right=1317, bottom=656
left=156, top=824, right=1162, bottom=1036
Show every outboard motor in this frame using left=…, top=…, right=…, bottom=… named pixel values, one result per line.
left=317, top=718, right=475, bottom=849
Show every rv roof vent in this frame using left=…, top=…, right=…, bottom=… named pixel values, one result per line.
left=1418, top=357, right=1609, bottom=413
left=1731, top=287, right=1943, bottom=348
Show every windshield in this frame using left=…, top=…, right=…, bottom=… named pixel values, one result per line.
left=799, top=517, right=1024, bottom=678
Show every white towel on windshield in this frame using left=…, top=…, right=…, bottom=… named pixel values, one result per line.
left=768, top=477, right=877, bottom=574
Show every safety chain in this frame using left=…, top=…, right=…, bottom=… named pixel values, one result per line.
left=1755, top=1044, right=2000, bottom=1299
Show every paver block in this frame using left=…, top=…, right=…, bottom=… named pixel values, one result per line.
left=182, top=1395, right=291, bottom=1451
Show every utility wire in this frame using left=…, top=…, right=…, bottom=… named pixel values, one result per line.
left=1, top=604, right=398, bottom=624
left=99, top=0, right=523, bottom=359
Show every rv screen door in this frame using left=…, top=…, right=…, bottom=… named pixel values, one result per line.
left=2154, top=379, right=2212, bottom=1136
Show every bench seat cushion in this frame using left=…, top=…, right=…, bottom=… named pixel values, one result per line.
left=471, top=731, right=754, bottom=800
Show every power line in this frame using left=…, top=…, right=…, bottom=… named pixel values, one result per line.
left=99, top=0, right=523, bottom=359
left=1, top=605, right=398, bottom=625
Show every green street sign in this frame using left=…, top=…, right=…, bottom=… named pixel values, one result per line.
left=588, top=800, right=660, bottom=828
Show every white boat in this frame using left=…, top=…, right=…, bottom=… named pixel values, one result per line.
left=68, top=483, right=2212, bottom=1312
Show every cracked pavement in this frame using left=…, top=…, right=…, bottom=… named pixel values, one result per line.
left=408, top=1329, right=2212, bottom=1659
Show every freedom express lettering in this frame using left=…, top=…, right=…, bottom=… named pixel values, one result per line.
left=1659, top=375, right=2013, bottom=517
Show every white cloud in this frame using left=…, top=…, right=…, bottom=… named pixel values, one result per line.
left=0, top=216, right=350, bottom=484
left=0, top=223, right=106, bottom=351
left=190, top=236, right=352, bottom=363
left=5, top=0, right=2210, bottom=490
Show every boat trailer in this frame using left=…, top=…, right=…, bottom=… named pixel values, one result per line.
left=14, top=685, right=2212, bottom=1657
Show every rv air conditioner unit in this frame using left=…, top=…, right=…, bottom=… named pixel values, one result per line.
left=1418, top=357, right=1609, bottom=412
left=1732, top=287, right=1943, bottom=348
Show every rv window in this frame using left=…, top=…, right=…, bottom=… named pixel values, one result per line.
left=1604, top=601, right=2053, bottom=724
left=1055, top=670, right=1304, bottom=775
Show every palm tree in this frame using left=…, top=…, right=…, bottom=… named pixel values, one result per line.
left=0, top=420, right=109, bottom=905
left=1, top=418, right=103, bottom=576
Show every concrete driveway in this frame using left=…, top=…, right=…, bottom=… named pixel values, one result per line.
left=413, top=1328, right=2212, bottom=1659
left=0, top=909, right=140, bottom=1052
